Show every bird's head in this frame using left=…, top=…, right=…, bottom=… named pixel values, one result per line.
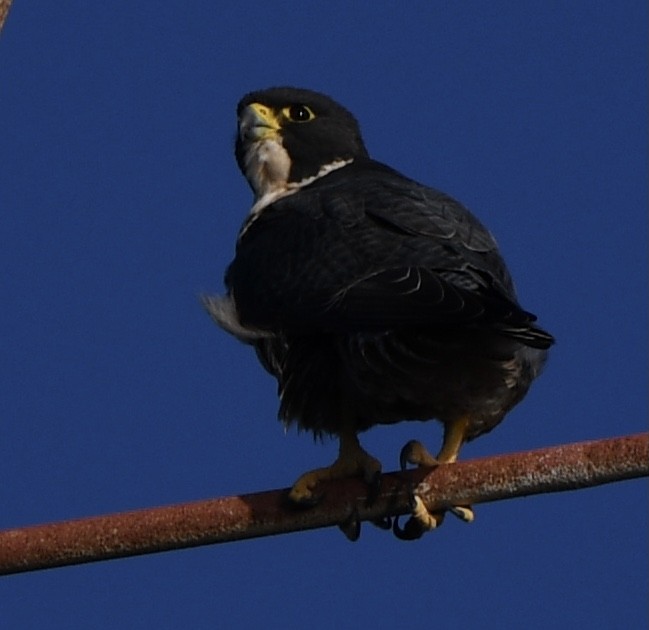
left=235, top=87, right=369, bottom=199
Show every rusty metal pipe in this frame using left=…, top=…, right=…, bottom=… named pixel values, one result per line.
left=0, top=0, right=13, bottom=33
left=0, top=433, right=646, bottom=575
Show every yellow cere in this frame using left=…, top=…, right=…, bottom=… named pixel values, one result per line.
left=248, top=103, right=281, bottom=129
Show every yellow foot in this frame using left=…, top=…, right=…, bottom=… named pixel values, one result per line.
left=288, top=432, right=382, bottom=506
left=395, top=430, right=475, bottom=540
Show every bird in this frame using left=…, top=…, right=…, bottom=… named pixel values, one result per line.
left=203, top=86, right=554, bottom=539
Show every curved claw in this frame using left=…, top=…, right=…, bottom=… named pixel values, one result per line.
left=399, top=440, right=439, bottom=470
left=393, top=486, right=428, bottom=540
left=399, top=440, right=419, bottom=470
left=393, top=515, right=425, bottom=540
left=338, top=508, right=361, bottom=542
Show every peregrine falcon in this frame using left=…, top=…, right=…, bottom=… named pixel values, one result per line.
left=204, top=87, right=554, bottom=538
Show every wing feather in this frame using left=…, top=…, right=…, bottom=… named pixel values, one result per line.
left=227, top=160, right=553, bottom=348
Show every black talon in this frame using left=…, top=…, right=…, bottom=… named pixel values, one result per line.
left=399, top=440, right=419, bottom=470
left=393, top=515, right=425, bottom=541
left=338, top=508, right=361, bottom=542
left=392, top=484, right=422, bottom=540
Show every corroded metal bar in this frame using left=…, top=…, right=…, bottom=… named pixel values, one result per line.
left=0, top=433, right=646, bottom=575
left=0, top=0, right=13, bottom=33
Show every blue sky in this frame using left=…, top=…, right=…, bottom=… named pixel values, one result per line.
left=1, top=2, right=647, bottom=628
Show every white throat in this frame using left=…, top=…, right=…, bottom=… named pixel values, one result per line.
left=248, top=156, right=353, bottom=218
left=242, top=138, right=291, bottom=200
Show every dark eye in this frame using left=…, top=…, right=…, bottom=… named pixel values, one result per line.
left=284, top=104, right=315, bottom=122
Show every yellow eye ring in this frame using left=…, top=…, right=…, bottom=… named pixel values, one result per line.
left=283, top=104, right=316, bottom=123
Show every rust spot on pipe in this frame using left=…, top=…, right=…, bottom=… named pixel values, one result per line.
left=0, top=0, right=13, bottom=33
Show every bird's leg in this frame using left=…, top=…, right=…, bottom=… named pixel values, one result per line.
left=434, top=417, right=475, bottom=523
left=395, top=416, right=474, bottom=540
left=288, top=431, right=382, bottom=506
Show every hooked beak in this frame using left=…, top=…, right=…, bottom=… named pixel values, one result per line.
left=238, top=103, right=281, bottom=141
